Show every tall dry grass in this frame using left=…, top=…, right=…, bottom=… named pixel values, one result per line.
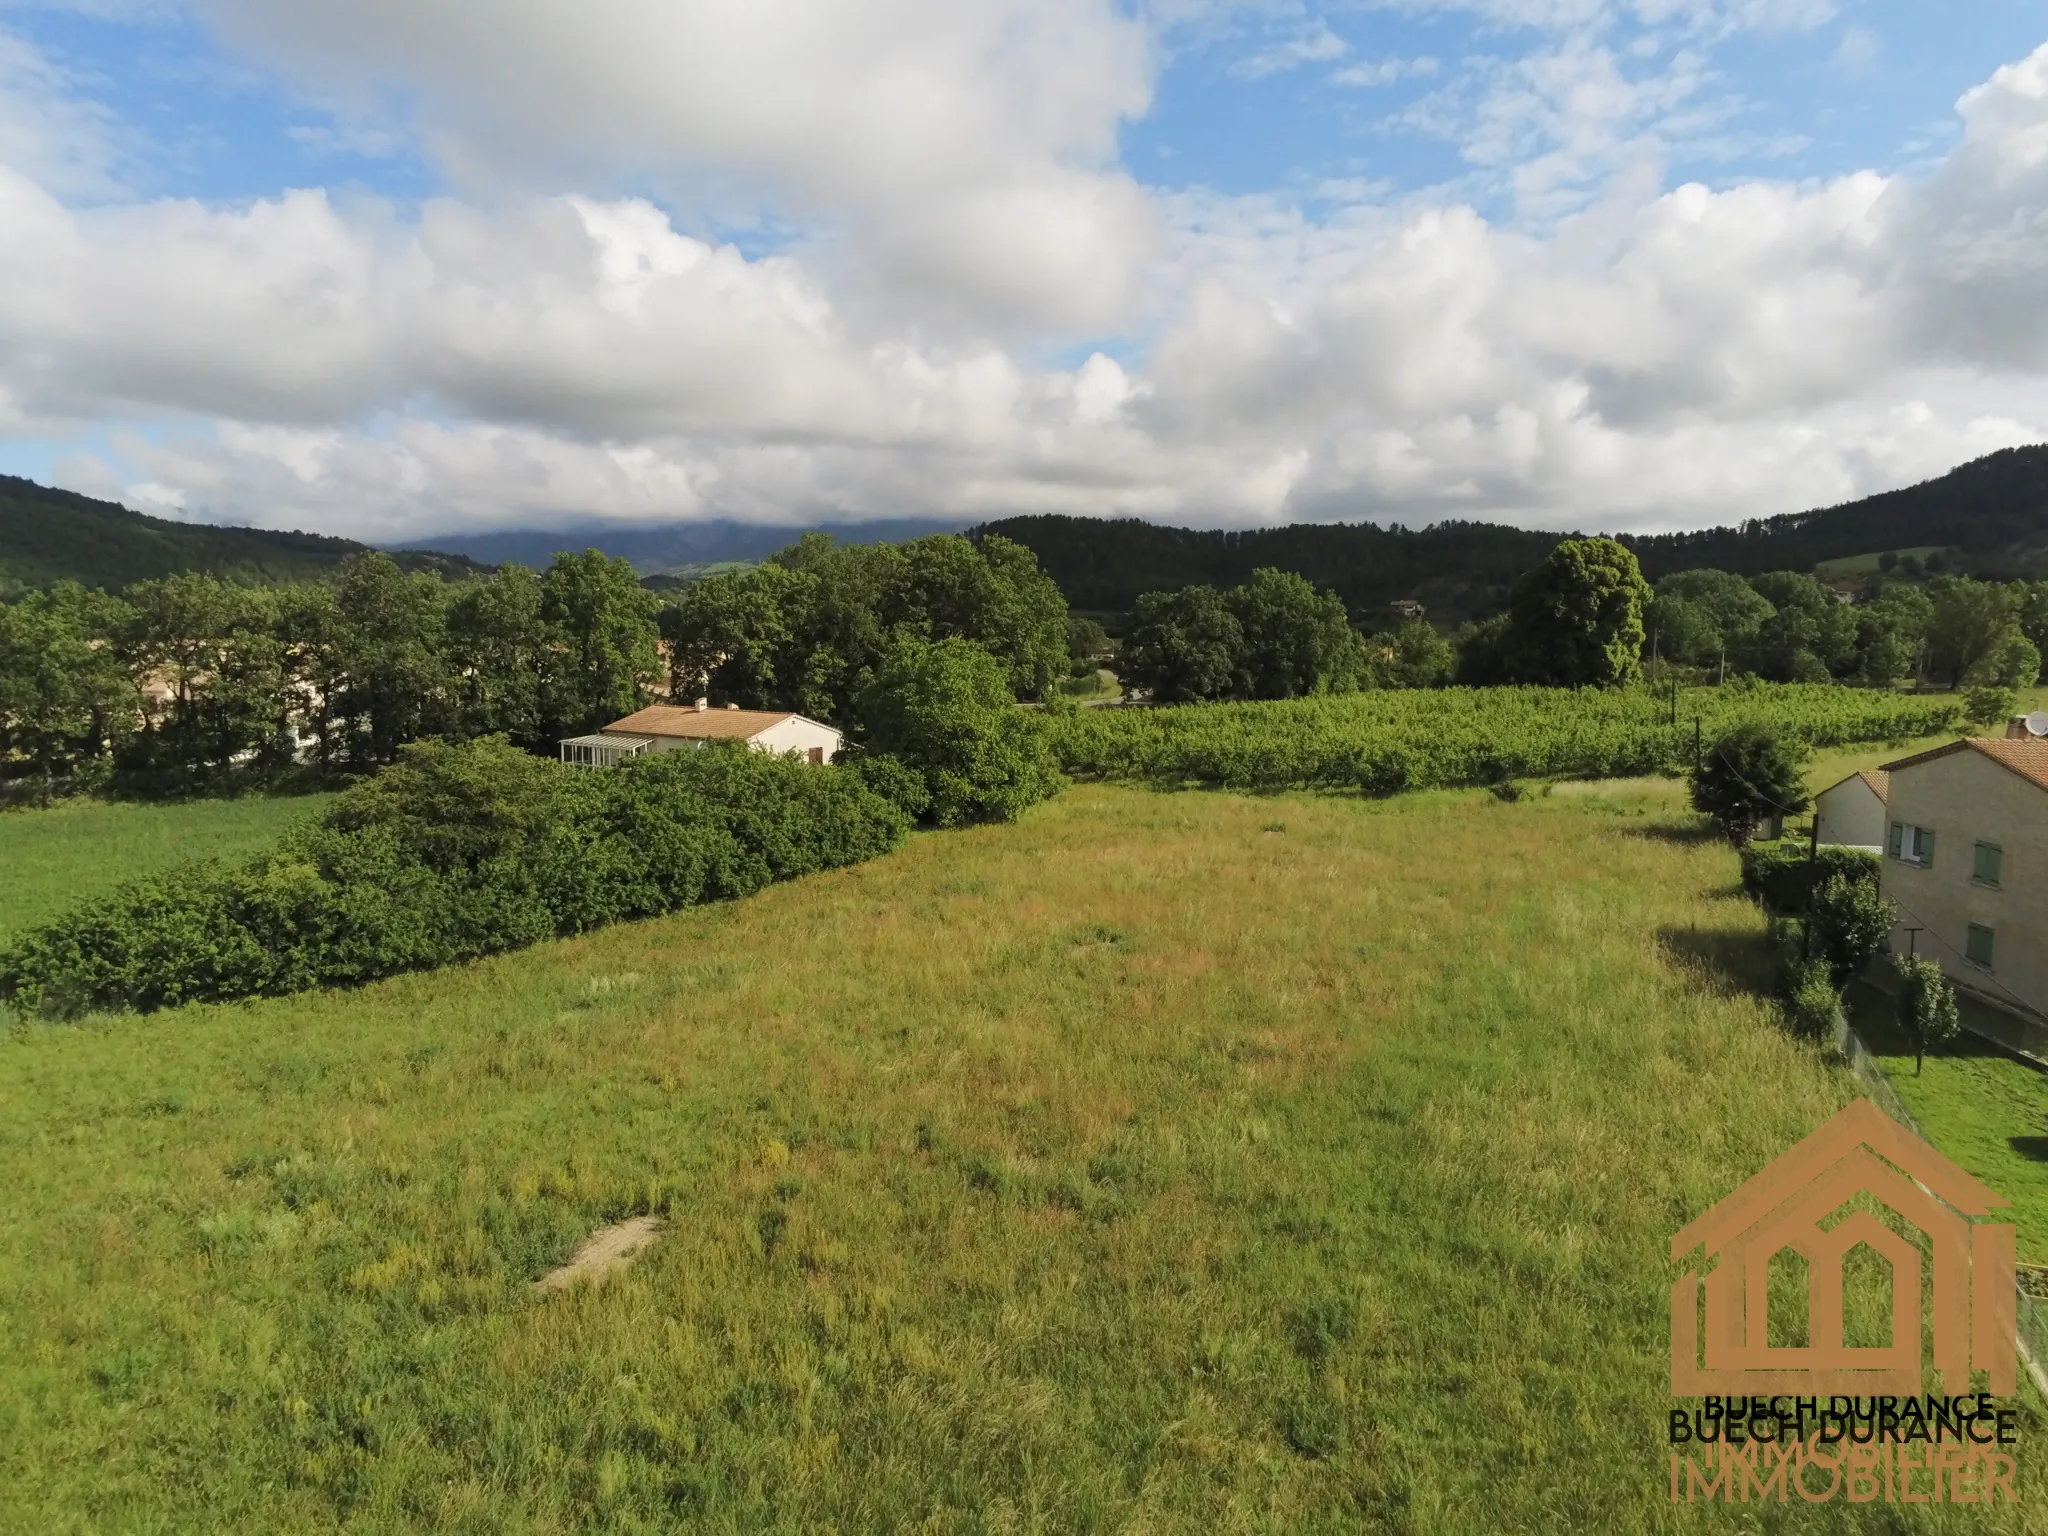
left=0, top=781, right=2036, bottom=1532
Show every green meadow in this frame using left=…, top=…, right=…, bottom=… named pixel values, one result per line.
left=0, top=792, right=336, bottom=942
left=3, top=777, right=2040, bottom=1532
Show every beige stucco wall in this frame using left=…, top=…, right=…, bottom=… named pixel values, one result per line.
left=1879, top=750, right=2048, bottom=1024
left=751, top=715, right=843, bottom=763
left=1815, top=777, right=1886, bottom=849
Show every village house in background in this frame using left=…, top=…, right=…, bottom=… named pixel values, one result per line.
left=1877, top=726, right=2048, bottom=1029
left=559, top=701, right=843, bottom=770
left=1812, top=769, right=1889, bottom=852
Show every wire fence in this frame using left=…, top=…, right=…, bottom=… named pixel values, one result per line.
left=1832, top=1008, right=2048, bottom=1398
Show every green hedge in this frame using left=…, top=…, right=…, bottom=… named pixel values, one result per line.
left=1739, top=840, right=1881, bottom=915
left=0, top=738, right=907, bottom=1018
left=1048, top=683, right=1956, bottom=794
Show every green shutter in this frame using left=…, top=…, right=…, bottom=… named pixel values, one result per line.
left=1974, top=842, right=2004, bottom=886
left=1920, top=828, right=1936, bottom=868
left=1888, top=822, right=1903, bottom=858
left=1967, top=924, right=1995, bottom=968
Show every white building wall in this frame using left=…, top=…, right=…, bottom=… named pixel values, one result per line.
left=1816, top=778, right=1886, bottom=850
left=750, top=715, right=843, bottom=763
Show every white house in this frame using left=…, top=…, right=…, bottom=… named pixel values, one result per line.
left=559, top=700, right=843, bottom=769
left=1813, top=769, right=1889, bottom=852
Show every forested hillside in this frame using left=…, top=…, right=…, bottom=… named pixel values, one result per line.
left=0, top=476, right=482, bottom=597
left=977, top=444, right=2048, bottom=621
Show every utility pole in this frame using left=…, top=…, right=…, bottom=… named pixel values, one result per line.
left=1718, top=645, right=1726, bottom=687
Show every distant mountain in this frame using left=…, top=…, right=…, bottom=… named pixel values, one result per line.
left=977, top=445, right=2048, bottom=624
left=402, top=516, right=970, bottom=576
left=0, top=476, right=485, bottom=597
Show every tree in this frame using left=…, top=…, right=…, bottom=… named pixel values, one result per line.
left=1502, top=537, right=1651, bottom=687
left=1065, top=614, right=1108, bottom=662
left=1121, top=586, right=1243, bottom=703
left=445, top=565, right=549, bottom=743
left=1963, top=683, right=2017, bottom=731
left=1689, top=724, right=1810, bottom=845
left=1923, top=578, right=2016, bottom=690
left=1969, top=626, right=2040, bottom=691
left=1893, top=954, right=1960, bottom=1075
left=326, top=554, right=453, bottom=766
left=857, top=637, right=1064, bottom=826
left=659, top=562, right=810, bottom=709
left=0, top=582, right=134, bottom=794
left=1739, top=571, right=1856, bottom=682
left=540, top=550, right=663, bottom=736
left=1805, top=872, right=1896, bottom=990
left=1648, top=569, right=1772, bottom=667
left=1853, top=583, right=1932, bottom=687
left=1370, top=618, right=1456, bottom=689
left=1226, top=568, right=1364, bottom=699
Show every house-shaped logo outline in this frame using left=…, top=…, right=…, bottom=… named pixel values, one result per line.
left=1670, top=1099, right=2017, bottom=1396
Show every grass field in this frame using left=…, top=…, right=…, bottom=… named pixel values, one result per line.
left=1812, top=547, right=1956, bottom=579
left=0, top=792, right=336, bottom=942
left=3, top=779, right=2039, bottom=1532
left=1842, top=981, right=2048, bottom=1268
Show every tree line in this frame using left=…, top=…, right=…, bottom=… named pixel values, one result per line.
left=0, top=531, right=1071, bottom=797
left=1114, top=536, right=2048, bottom=711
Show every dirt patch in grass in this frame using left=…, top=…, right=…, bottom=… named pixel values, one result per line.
left=534, top=1216, right=664, bottom=1291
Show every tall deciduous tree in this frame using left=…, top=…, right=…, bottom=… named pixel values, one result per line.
left=1120, top=585, right=1244, bottom=702
left=1226, top=568, right=1365, bottom=699
left=0, top=582, right=134, bottom=792
left=1924, top=578, right=2016, bottom=690
left=1503, top=536, right=1651, bottom=687
left=446, top=564, right=550, bottom=743
left=540, top=550, right=663, bottom=736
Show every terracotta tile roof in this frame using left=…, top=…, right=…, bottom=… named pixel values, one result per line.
left=1880, top=737, right=2048, bottom=793
left=1820, top=768, right=1890, bottom=803
left=604, top=705, right=796, bottom=742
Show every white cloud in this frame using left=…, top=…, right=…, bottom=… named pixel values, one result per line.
left=192, top=0, right=1160, bottom=333
left=1231, top=21, right=1348, bottom=80
left=6, top=10, right=2048, bottom=543
left=1331, top=56, right=1440, bottom=88
left=0, top=26, right=127, bottom=199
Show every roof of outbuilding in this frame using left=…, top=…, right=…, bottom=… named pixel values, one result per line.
left=1819, top=768, right=1890, bottom=804
left=1879, top=737, right=2048, bottom=794
left=603, top=705, right=797, bottom=741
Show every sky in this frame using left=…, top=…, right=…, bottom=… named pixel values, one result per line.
left=1, top=2, right=2047, bottom=542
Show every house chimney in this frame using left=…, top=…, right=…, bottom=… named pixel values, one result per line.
left=694, top=697, right=708, bottom=712
left=2010, top=716, right=2031, bottom=740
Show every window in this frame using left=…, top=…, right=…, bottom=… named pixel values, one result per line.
left=1891, top=824, right=1936, bottom=867
left=1966, top=924, right=1996, bottom=968
left=1973, top=842, right=2004, bottom=887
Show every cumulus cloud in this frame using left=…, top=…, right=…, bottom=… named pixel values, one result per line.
left=190, top=0, right=1159, bottom=333
left=3, top=8, right=2048, bottom=541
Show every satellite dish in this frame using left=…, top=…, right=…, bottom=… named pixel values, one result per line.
left=2027, top=711, right=2048, bottom=738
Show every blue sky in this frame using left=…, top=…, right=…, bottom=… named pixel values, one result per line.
left=2, top=1, right=2047, bottom=538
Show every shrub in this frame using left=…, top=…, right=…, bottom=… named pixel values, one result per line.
left=1738, top=841, right=1879, bottom=914
left=859, top=638, right=1065, bottom=827
left=0, top=737, right=908, bottom=1019
left=1893, top=954, right=1961, bottom=1074
left=1805, top=872, right=1897, bottom=990
left=1781, top=956, right=1840, bottom=1042
left=1689, top=725, right=1809, bottom=845
left=1963, top=683, right=2017, bottom=731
